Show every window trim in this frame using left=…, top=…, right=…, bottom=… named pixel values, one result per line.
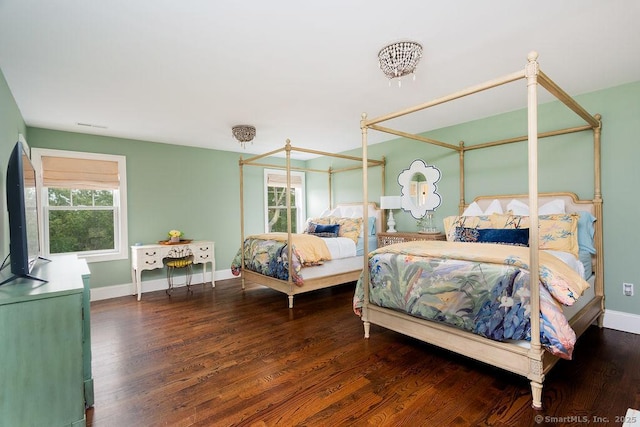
left=263, top=169, right=306, bottom=233
left=31, top=148, right=128, bottom=263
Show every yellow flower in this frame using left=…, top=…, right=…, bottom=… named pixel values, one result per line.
left=168, top=229, right=183, bottom=238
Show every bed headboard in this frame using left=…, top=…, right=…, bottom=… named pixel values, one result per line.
left=472, top=192, right=595, bottom=215
left=332, top=202, right=383, bottom=236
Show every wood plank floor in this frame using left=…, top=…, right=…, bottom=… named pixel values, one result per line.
left=87, top=279, right=640, bottom=426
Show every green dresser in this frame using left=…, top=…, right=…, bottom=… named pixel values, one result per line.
left=0, top=254, right=92, bottom=427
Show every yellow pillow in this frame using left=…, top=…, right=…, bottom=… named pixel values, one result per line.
left=442, top=215, right=493, bottom=241
left=335, top=217, right=363, bottom=243
left=490, top=213, right=579, bottom=257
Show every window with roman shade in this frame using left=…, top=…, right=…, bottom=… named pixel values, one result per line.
left=32, top=148, right=128, bottom=263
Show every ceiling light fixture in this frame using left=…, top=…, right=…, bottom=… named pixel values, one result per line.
left=232, top=125, right=256, bottom=149
left=378, top=41, right=423, bottom=87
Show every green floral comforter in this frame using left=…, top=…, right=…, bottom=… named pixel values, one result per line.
left=353, top=240, right=590, bottom=359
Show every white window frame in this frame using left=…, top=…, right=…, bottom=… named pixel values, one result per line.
left=31, top=148, right=129, bottom=263
left=263, top=169, right=306, bottom=233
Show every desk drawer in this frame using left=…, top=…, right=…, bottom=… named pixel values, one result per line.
left=139, top=249, right=162, bottom=268
left=193, top=243, right=214, bottom=263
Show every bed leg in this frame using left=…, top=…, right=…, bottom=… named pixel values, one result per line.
left=597, top=312, right=605, bottom=328
left=363, top=321, right=370, bottom=339
left=288, top=295, right=294, bottom=309
left=530, top=380, right=543, bottom=410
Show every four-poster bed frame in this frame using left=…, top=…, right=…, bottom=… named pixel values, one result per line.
left=238, top=139, right=384, bottom=308
left=359, top=51, right=604, bottom=409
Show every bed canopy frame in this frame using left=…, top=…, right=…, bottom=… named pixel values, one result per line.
left=238, top=139, right=385, bottom=306
left=359, top=51, right=603, bottom=409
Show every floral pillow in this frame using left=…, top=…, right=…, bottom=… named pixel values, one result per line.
left=306, top=222, right=340, bottom=238
left=304, top=216, right=335, bottom=233
left=490, top=213, right=579, bottom=257
left=442, top=215, right=493, bottom=241
left=335, top=217, right=363, bottom=243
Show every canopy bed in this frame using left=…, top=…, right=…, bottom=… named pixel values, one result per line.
left=232, top=140, right=384, bottom=308
left=356, top=52, right=604, bottom=409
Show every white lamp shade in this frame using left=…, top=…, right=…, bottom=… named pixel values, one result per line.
left=380, top=196, right=402, bottom=210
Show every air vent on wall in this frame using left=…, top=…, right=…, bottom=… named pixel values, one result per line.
left=76, top=122, right=108, bottom=129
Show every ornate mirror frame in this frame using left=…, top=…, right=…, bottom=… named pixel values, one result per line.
left=397, top=159, right=442, bottom=219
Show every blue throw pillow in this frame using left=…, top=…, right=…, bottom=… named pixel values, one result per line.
left=454, top=227, right=529, bottom=247
left=307, top=222, right=340, bottom=237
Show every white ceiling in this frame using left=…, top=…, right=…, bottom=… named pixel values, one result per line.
left=1, top=1, right=639, bottom=159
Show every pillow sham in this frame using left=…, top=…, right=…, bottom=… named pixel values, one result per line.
left=335, top=217, right=363, bottom=243
left=305, top=216, right=334, bottom=232
left=306, top=222, right=340, bottom=237
left=462, top=199, right=504, bottom=216
left=453, top=227, right=529, bottom=246
left=578, top=249, right=594, bottom=280
left=367, top=217, right=376, bottom=236
left=576, top=211, right=597, bottom=254
left=443, top=215, right=493, bottom=241
left=490, top=213, right=579, bottom=257
left=506, top=198, right=566, bottom=215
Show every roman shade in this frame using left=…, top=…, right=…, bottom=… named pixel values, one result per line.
left=42, top=156, right=120, bottom=190
left=266, top=173, right=302, bottom=188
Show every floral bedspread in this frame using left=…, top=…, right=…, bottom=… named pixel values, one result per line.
left=231, top=233, right=331, bottom=286
left=353, top=241, right=590, bottom=359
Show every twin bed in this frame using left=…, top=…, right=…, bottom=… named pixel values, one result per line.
left=232, top=51, right=604, bottom=410
left=232, top=141, right=384, bottom=308
left=357, top=52, right=604, bottom=409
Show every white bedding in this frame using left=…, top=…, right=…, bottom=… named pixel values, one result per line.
left=321, top=237, right=356, bottom=259
left=546, top=250, right=585, bottom=279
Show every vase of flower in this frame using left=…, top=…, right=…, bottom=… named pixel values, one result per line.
left=168, top=229, right=182, bottom=243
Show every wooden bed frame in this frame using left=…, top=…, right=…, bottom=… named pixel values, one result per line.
left=238, top=140, right=384, bottom=308
left=359, top=51, right=604, bottom=409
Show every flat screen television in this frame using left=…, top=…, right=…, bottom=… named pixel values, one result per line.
left=1, top=141, right=47, bottom=286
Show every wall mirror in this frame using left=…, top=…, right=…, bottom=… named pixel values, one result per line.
left=397, top=159, right=442, bottom=219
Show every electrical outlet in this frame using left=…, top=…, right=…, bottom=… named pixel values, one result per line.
left=623, top=283, right=634, bottom=297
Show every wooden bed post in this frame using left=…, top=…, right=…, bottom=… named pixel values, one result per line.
left=525, top=51, right=545, bottom=410
left=593, top=114, right=605, bottom=325
left=328, top=166, right=333, bottom=209
left=459, top=141, right=465, bottom=214
left=239, top=157, right=246, bottom=290
left=285, top=140, right=295, bottom=308
left=361, top=113, right=371, bottom=337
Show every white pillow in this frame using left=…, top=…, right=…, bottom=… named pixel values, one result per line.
left=506, top=199, right=566, bottom=215
left=462, top=202, right=483, bottom=216
left=484, top=199, right=504, bottom=215
left=462, top=199, right=504, bottom=216
left=506, top=199, right=529, bottom=215
left=539, top=199, right=566, bottom=215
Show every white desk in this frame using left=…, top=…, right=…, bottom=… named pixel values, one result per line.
left=130, top=240, right=214, bottom=300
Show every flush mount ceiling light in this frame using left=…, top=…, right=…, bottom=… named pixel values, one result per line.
left=378, top=41, right=423, bottom=87
left=232, top=125, right=256, bottom=149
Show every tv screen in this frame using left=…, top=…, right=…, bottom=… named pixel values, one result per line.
left=2, top=141, right=46, bottom=285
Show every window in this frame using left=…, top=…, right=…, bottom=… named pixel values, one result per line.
left=31, top=148, right=128, bottom=263
left=264, top=169, right=305, bottom=233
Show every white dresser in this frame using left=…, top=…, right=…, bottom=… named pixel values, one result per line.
left=130, top=240, right=215, bottom=300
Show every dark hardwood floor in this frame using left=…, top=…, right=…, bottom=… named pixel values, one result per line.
left=87, top=279, right=640, bottom=426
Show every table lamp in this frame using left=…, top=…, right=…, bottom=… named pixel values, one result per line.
left=380, top=196, right=402, bottom=233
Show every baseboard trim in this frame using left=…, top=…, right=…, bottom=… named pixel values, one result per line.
left=603, top=309, right=640, bottom=334
left=90, top=269, right=235, bottom=301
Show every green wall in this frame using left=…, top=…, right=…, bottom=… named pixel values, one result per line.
left=24, top=128, right=247, bottom=287
left=0, top=68, right=27, bottom=261
left=318, top=81, right=640, bottom=316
